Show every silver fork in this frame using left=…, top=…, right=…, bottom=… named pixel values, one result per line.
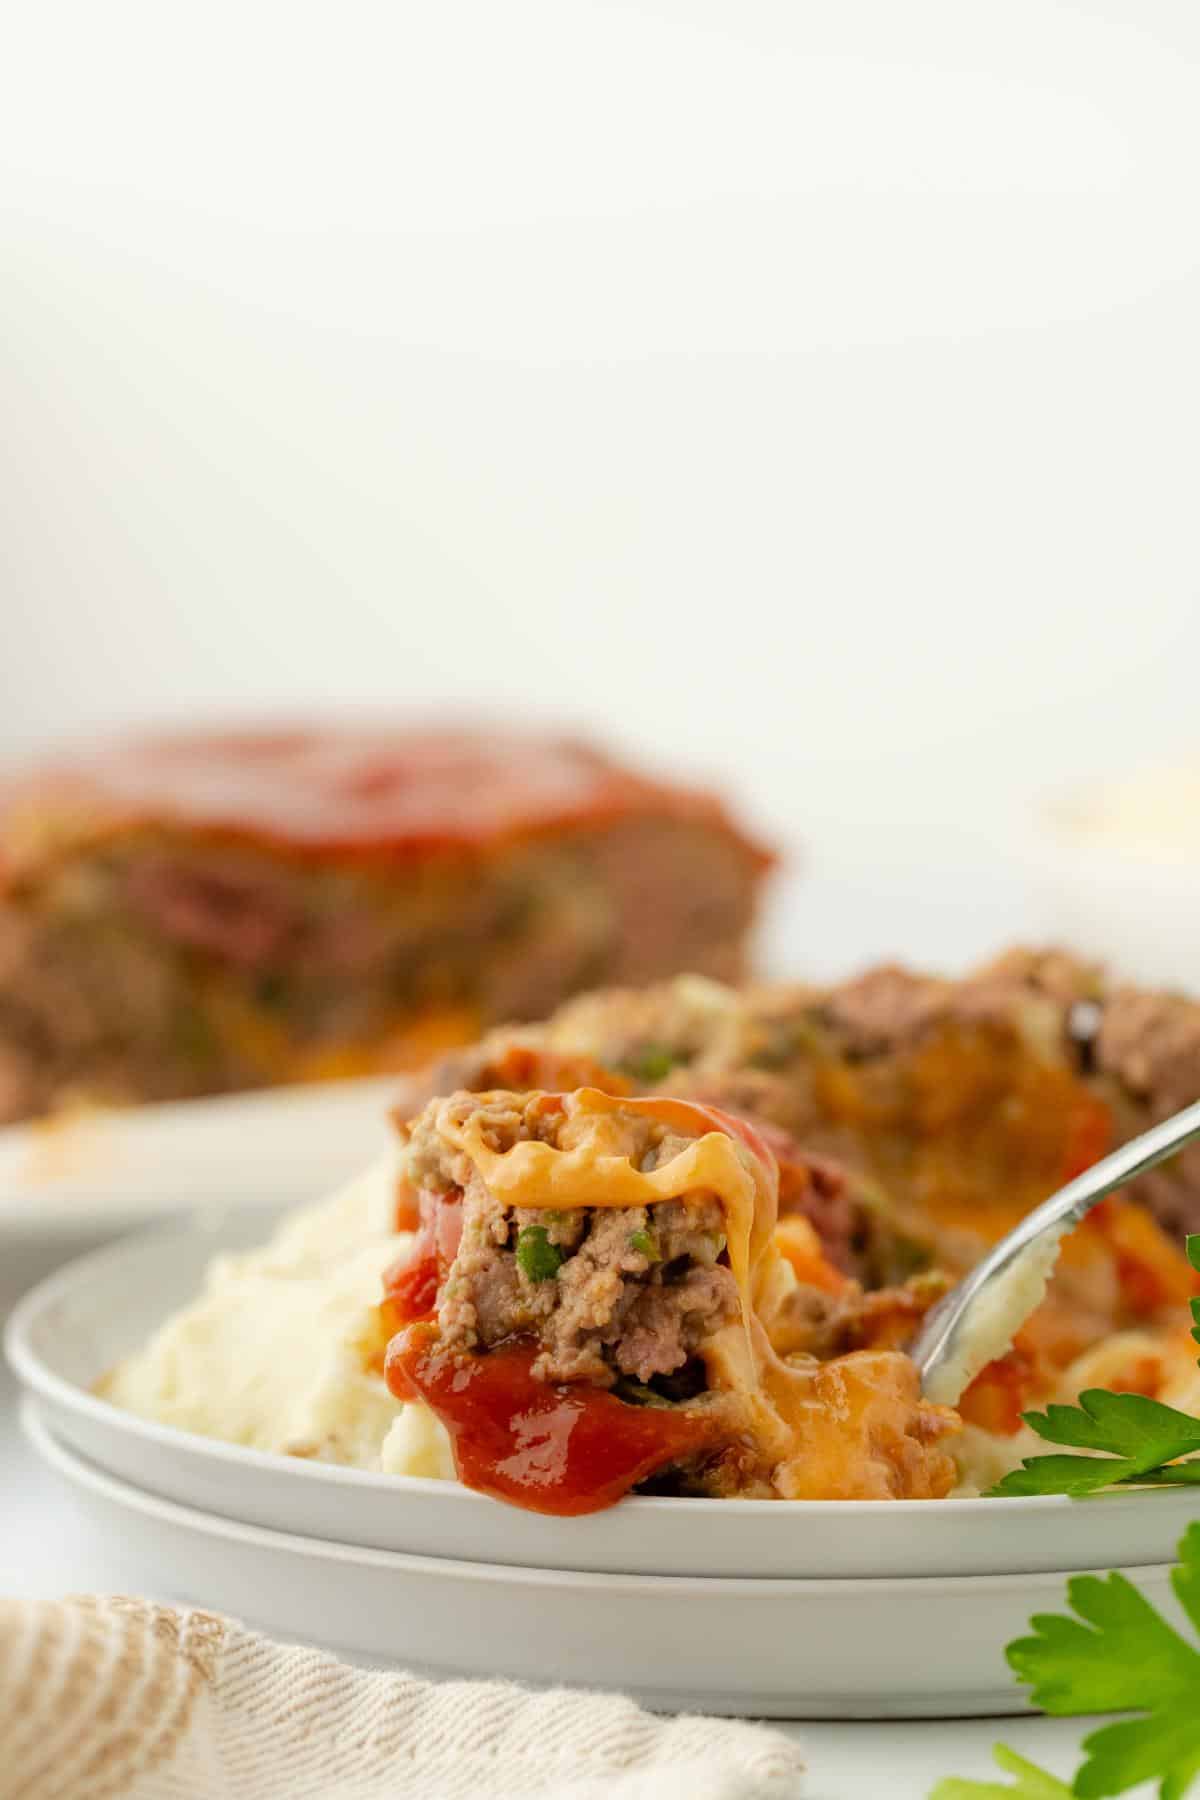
left=911, top=1096, right=1200, bottom=1404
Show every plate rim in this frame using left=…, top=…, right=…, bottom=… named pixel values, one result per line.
left=26, top=1399, right=1176, bottom=1597
left=0, top=1075, right=400, bottom=1232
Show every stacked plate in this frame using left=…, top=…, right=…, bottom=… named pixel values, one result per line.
left=8, top=1205, right=1197, bottom=1721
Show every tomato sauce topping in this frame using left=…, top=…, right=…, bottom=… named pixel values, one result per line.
left=381, top=1188, right=463, bottom=1338
left=385, top=1325, right=720, bottom=1514
left=958, top=1346, right=1038, bottom=1436
left=1081, top=1196, right=1200, bottom=1315
left=0, top=725, right=773, bottom=874
left=376, top=1092, right=777, bottom=1512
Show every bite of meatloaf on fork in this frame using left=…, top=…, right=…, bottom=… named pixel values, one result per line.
left=380, top=1086, right=959, bottom=1512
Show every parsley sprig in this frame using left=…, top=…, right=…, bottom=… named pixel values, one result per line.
left=930, top=1743, right=1071, bottom=1798
left=990, top=1236, right=1200, bottom=1499
left=931, top=1523, right=1200, bottom=1800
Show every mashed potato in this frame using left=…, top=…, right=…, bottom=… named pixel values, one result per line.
left=100, top=1150, right=454, bottom=1478
left=951, top=1325, right=1200, bottom=1494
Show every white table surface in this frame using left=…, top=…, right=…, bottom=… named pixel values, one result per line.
left=0, top=853, right=1135, bottom=1795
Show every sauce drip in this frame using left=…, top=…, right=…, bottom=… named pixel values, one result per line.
left=385, top=1326, right=719, bottom=1514
left=380, top=1188, right=462, bottom=1338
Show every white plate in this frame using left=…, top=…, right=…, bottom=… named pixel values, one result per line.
left=0, top=1078, right=399, bottom=1237
left=9, top=1212, right=1200, bottom=1580
left=0, top=1078, right=397, bottom=1257
left=27, top=1401, right=1169, bottom=1721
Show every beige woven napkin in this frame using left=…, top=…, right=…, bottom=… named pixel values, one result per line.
left=0, top=1596, right=805, bottom=1800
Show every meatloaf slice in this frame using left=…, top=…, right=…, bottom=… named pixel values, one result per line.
left=398, top=1089, right=742, bottom=1391
left=401, top=949, right=1200, bottom=1246
left=381, top=1087, right=958, bottom=1510
left=0, top=725, right=772, bottom=1122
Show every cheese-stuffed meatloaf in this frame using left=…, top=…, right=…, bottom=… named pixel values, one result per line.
left=381, top=1086, right=958, bottom=1512
left=101, top=956, right=1200, bottom=1502
left=395, top=960, right=1200, bottom=1476
left=0, top=725, right=771, bottom=1122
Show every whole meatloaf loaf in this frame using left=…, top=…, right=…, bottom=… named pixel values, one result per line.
left=0, top=725, right=772, bottom=1122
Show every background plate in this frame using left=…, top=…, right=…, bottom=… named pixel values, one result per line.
left=0, top=1078, right=399, bottom=1240
left=0, top=1078, right=398, bottom=1306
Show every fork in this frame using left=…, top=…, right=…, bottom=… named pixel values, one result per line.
left=911, top=1096, right=1200, bottom=1403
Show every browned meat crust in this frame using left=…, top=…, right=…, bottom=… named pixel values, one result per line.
left=403, top=1091, right=739, bottom=1390
left=401, top=950, right=1200, bottom=1243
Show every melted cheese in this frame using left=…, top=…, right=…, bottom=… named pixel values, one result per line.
left=204, top=988, right=481, bottom=1083
left=701, top=1317, right=958, bottom=1499
left=440, top=1087, right=778, bottom=1345
left=436, top=1086, right=958, bottom=1498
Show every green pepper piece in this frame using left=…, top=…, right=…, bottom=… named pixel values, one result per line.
left=618, top=1043, right=678, bottom=1084
left=515, top=1224, right=564, bottom=1282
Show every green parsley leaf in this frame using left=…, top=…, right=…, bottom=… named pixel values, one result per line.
left=1026, top=1393, right=1200, bottom=1461
left=928, top=1742, right=1072, bottom=1798
left=993, top=1457, right=1146, bottom=1499
left=1004, top=1521, right=1200, bottom=1799
left=618, top=1043, right=678, bottom=1085
left=979, top=1229, right=1200, bottom=1499
left=514, top=1225, right=563, bottom=1282
left=1129, top=1464, right=1200, bottom=1489
left=990, top=1391, right=1200, bottom=1498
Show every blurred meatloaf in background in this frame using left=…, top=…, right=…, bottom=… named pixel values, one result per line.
left=0, top=724, right=773, bottom=1122
left=407, top=949, right=1200, bottom=1243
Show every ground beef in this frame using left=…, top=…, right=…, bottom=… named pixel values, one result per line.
left=531, top=1202, right=736, bottom=1385
left=400, top=1038, right=934, bottom=1287
left=815, top=965, right=950, bottom=1057
left=0, top=824, right=764, bottom=1125
left=768, top=1269, right=946, bottom=1361
left=966, top=952, right=1200, bottom=1236
left=402, top=1091, right=741, bottom=1390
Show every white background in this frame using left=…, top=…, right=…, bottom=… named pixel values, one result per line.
left=2, top=0, right=1199, bottom=871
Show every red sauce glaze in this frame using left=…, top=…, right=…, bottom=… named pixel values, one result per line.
left=382, top=1246, right=440, bottom=1328
left=385, top=1325, right=720, bottom=1514
left=378, top=1096, right=768, bottom=1513
left=0, top=724, right=774, bottom=874
left=381, top=1188, right=463, bottom=1335
left=393, top=1180, right=421, bottom=1235
left=958, top=1347, right=1037, bottom=1436
left=1060, top=1091, right=1113, bottom=1184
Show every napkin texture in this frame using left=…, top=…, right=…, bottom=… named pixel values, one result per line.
left=0, top=1596, right=805, bottom=1800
